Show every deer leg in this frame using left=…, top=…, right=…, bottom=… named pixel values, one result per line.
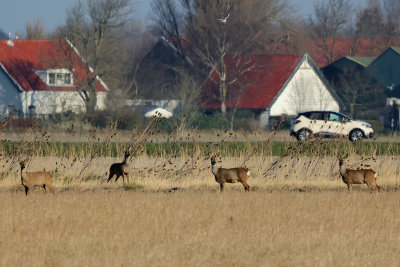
left=367, top=183, right=374, bottom=193
left=125, top=172, right=129, bottom=183
left=347, top=184, right=352, bottom=191
left=366, top=180, right=376, bottom=193
left=375, top=183, right=381, bottom=192
left=115, top=175, right=120, bottom=182
left=24, top=186, right=29, bottom=196
left=42, top=185, right=47, bottom=194
left=219, top=183, right=224, bottom=192
left=48, top=185, right=55, bottom=194
left=372, top=180, right=380, bottom=192
left=107, top=173, right=113, bottom=183
left=241, top=181, right=250, bottom=192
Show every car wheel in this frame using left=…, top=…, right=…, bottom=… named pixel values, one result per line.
left=297, top=129, right=311, bottom=141
left=349, top=129, right=363, bottom=142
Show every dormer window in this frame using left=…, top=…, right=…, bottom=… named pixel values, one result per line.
left=49, top=73, right=55, bottom=84
left=64, top=73, right=71, bottom=84
left=47, top=70, right=73, bottom=86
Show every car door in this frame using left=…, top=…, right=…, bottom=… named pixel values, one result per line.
left=323, top=112, right=346, bottom=136
left=308, top=112, right=325, bottom=134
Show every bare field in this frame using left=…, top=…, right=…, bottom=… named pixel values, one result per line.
left=1, top=191, right=400, bottom=266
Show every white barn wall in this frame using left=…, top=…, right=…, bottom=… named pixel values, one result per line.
left=269, top=59, right=339, bottom=116
left=96, top=92, right=107, bottom=110
left=20, top=91, right=107, bottom=115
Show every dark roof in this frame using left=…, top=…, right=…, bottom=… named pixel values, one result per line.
left=366, top=46, right=400, bottom=89
left=321, top=56, right=376, bottom=83
left=344, top=56, right=376, bottom=67
left=308, top=38, right=400, bottom=67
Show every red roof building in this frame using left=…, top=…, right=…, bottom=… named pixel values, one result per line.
left=0, top=39, right=108, bottom=117
left=202, top=53, right=340, bottom=128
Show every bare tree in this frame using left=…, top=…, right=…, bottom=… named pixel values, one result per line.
left=310, top=0, right=353, bottom=64
left=184, top=0, right=287, bottom=114
left=335, top=70, right=385, bottom=119
left=58, top=0, right=133, bottom=115
left=354, top=2, right=390, bottom=55
left=383, top=0, right=400, bottom=34
left=170, top=67, right=201, bottom=130
left=25, top=19, right=46, bottom=40
left=270, top=18, right=309, bottom=55
left=152, top=0, right=288, bottom=114
left=151, top=0, right=186, bottom=61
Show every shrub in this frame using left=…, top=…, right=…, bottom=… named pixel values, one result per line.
left=269, top=115, right=294, bottom=130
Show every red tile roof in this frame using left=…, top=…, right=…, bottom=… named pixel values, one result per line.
left=202, top=54, right=303, bottom=110
left=0, top=39, right=107, bottom=92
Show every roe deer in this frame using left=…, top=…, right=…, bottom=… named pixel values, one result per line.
left=338, top=155, right=380, bottom=192
left=108, top=151, right=130, bottom=184
left=19, top=159, right=55, bottom=195
left=211, top=156, right=250, bottom=192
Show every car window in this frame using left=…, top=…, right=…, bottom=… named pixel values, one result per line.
left=328, top=113, right=344, bottom=122
left=309, top=112, right=323, bottom=120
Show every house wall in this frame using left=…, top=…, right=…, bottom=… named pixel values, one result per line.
left=269, top=59, right=340, bottom=116
left=20, top=91, right=107, bottom=115
left=0, top=69, right=22, bottom=117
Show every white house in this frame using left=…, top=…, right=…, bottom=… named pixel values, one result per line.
left=0, top=39, right=108, bottom=118
left=202, top=53, right=340, bottom=128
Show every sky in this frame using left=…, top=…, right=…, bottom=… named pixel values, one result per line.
left=0, top=0, right=366, bottom=35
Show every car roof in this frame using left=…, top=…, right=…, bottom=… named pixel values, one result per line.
left=300, top=110, right=346, bottom=115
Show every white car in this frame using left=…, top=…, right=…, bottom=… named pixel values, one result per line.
left=290, top=111, right=374, bottom=141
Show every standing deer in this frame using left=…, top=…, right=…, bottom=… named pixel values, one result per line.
left=108, top=151, right=130, bottom=184
left=19, top=159, right=55, bottom=195
left=211, top=156, right=250, bottom=192
left=338, top=155, right=380, bottom=192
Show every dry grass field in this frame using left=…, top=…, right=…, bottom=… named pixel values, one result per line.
left=0, top=153, right=400, bottom=266
left=1, top=191, right=400, bottom=266
left=2, top=125, right=400, bottom=266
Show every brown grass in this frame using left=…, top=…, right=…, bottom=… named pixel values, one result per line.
left=2, top=125, right=400, bottom=265
left=1, top=191, right=400, bottom=266
left=0, top=154, right=399, bottom=193
left=1, top=151, right=400, bottom=266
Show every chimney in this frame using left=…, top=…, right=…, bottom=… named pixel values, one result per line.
left=7, top=33, right=14, bottom=46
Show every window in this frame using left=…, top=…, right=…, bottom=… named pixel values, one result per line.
left=56, top=73, right=63, bottom=83
left=64, top=73, right=71, bottom=84
left=48, top=71, right=72, bottom=86
left=28, top=105, right=36, bottom=116
left=49, top=73, right=55, bottom=85
left=328, top=113, right=344, bottom=122
left=309, top=112, right=324, bottom=120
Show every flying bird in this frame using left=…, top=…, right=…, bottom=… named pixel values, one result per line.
left=218, top=13, right=230, bottom=23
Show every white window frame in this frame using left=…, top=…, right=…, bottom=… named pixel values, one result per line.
left=47, top=69, right=73, bottom=86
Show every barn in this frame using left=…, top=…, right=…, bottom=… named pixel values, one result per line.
left=202, top=53, right=341, bottom=128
